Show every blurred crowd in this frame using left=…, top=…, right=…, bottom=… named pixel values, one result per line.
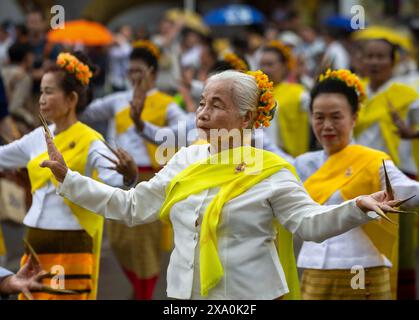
left=0, top=3, right=419, bottom=300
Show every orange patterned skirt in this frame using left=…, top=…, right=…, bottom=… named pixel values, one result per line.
left=19, top=227, right=94, bottom=300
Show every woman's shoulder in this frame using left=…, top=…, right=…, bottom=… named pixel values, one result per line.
left=169, top=143, right=210, bottom=165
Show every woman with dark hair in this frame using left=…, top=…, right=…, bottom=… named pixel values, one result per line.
left=0, top=51, right=137, bottom=300
left=354, top=38, right=419, bottom=299
left=80, top=40, right=186, bottom=300
left=41, top=70, right=408, bottom=300
left=294, top=69, right=419, bottom=300
left=260, top=40, right=311, bottom=158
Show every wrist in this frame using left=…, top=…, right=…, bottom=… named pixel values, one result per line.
left=134, top=120, right=145, bottom=132
left=123, top=172, right=138, bottom=187
left=59, top=166, right=69, bottom=183
left=355, top=196, right=367, bottom=213
left=0, top=275, right=15, bottom=295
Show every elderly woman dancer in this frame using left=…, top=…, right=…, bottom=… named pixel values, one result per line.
left=41, top=70, right=408, bottom=300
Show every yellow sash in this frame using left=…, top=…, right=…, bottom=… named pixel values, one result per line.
left=159, top=146, right=301, bottom=299
left=354, top=83, right=419, bottom=167
left=27, top=122, right=104, bottom=299
left=114, top=90, right=172, bottom=170
left=275, top=82, right=309, bottom=157
left=0, top=224, right=6, bottom=256
left=303, top=144, right=399, bottom=299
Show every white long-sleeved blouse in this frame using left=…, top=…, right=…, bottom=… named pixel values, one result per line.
left=294, top=149, right=419, bottom=270
left=57, top=144, right=376, bottom=299
left=0, top=124, right=125, bottom=230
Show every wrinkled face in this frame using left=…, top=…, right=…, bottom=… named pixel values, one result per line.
left=128, top=59, right=150, bottom=85
left=311, top=93, right=357, bottom=155
left=363, top=40, right=393, bottom=85
left=196, top=79, right=250, bottom=142
left=260, top=51, right=285, bottom=85
left=39, top=72, right=75, bottom=123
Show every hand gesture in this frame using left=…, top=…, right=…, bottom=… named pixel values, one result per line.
left=130, top=66, right=153, bottom=131
left=356, top=160, right=417, bottom=223
left=387, top=97, right=419, bottom=139
left=39, top=131, right=68, bottom=183
left=0, top=254, right=47, bottom=298
left=96, top=142, right=138, bottom=186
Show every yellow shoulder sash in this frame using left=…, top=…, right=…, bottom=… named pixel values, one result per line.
left=275, top=82, right=308, bottom=157
left=160, top=146, right=300, bottom=299
left=354, top=83, right=419, bottom=165
left=304, top=144, right=399, bottom=299
left=114, top=91, right=173, bottom=169
left=27, top=122, right=104, bottom=299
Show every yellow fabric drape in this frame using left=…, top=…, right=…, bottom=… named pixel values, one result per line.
left=303, top=144, right=399, bottom=299
left=0, top=224, right=6, bottom=256
left=275, top=82, right=309, bottom=157
left=114, top=91, right=175, bottom=251
left=114, top=91, right=172, bottom=170
left=26, top=122, right=104, bottom=300
left=159, top=146, right=301, bottom=299
left=354, top=83, right=419, bottom=167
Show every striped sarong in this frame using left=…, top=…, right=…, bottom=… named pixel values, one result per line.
left=301, top=267, right=392, bottom=300
left=18, top=227, right=94, bottom=300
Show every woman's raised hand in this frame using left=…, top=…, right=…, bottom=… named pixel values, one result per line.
left=130, top=66, right=153, bottom=131
left=96, top=142, right=138, bottom=187
left=40, top=131, right=68, bottom=183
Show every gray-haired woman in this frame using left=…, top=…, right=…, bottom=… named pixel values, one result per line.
left=40, top=70, right=407, bottom=300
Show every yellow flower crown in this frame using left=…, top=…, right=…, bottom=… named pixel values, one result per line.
left=319, top=69, right=366, bottom=103
left=266, top=40, right=296, bottom=71
left=56, top=53, right=93, bottom=86
left=132, top=40, right=161, bottom=60
left=247, top=70, right=276, bottom=129
left=223, top=53, right=248, bottom=72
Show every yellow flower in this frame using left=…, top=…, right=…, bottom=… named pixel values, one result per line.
left=318, top=68, right=366, bottom=103
left=132, top=40, right=160, bottom=60
left=247, top=70, right=276, bottom=128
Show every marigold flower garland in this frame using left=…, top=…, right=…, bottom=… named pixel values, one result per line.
left=223, top=53, right=248, bottom=72
left=319, top=69, right=366, bottom=102
left=132, top=40, right=161, bottom=60
left=56, top=52, right=93, bottom=86
left=247, top=70, right=276, bottom=128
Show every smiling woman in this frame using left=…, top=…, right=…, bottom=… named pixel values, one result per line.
left=42, top=69, right=410, bottom=300
left=294, top=69, right=419, bottom=300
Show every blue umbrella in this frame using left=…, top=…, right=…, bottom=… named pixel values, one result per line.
left=323, top=15, right=356, bottom=32
left=203, top=4, right=265, bottom=26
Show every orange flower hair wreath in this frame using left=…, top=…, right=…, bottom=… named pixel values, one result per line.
left=319, top=69, right=366, bottom=103
left=223, top=53, right=249, bottom=72
left=56, top=53, right=93, bottom=86
left=132, top=40, right=161, bottom=60
left=247, top=70, right=276, bottom=129
left=266, top=40, right=296, bottom=71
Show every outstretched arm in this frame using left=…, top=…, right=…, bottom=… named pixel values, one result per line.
left=40, top=131, right=184, bottom=226
left=270, top=170, right=411, bottom=242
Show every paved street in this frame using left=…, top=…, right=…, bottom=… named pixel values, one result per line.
left=2, top=220, right=419, bottom=300
left=1, top=221, right=169, bottom=300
